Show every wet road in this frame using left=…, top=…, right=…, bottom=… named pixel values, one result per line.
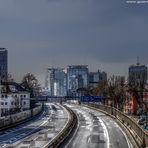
left=0, top=103, right=69, bottom=148
left=65, top=104, right=133, bottom=148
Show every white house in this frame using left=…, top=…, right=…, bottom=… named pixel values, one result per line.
left=0, top=82, right=31, bottom=117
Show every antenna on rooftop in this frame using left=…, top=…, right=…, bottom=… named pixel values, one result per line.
left=137, top=56, right=140, bottom=66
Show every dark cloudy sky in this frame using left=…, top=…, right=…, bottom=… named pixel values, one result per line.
left=0, top=0, right=148, bottom=86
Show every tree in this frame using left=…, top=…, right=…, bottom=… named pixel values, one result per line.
left=92, top=75, right=126, bottom=110
left=107, top=75, right=126, bottom=110
left=94, top=80, right=108, bottom=96
left=21, top=73, right=41, bottom=97
left=7, top=73, right=14, bottom=82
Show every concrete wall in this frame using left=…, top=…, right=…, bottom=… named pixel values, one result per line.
left=0, top=105, right=42, bottom=128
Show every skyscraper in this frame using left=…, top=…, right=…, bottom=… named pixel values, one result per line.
left=67, top=65, right=88, bottom=96
left=45, top=68, right=67, bottom=96
left=128, top=61, right=147, bottom=89
left=0, top=48, right=8, bottom=82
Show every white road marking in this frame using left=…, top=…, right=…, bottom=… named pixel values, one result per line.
left=115, top=122, right=133, bottom=148
left=99, top=118, right=110, bottom=148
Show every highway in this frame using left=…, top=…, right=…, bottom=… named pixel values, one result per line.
left=64, top=104, right=134, bottom=148
left=0, top=103, right=69, bottom=148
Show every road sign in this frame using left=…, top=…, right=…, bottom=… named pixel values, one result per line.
left=80, top=96, right=103, bottom=102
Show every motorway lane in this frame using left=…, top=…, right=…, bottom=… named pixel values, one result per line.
left=0, top=103, right=69, bottom=148
left=65, top=104, right=133, bottom=148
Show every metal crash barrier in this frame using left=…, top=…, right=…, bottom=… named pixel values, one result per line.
left=44, top=105, right=78, bottom=148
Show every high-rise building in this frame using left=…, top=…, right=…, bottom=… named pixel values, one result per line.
left=67, top=65, right=88, bottom=96
left=45, top=68, right=54, bottom=95
left=0, top=48, right=8, bottom=82
left=45, top=68, right=67, bottom=96
left=128, top=62, right=147, bottom=89
left=89, top=70, right=107, bottom=87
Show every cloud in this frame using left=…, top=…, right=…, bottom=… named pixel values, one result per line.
left=0, top=0, right=148, bottom=85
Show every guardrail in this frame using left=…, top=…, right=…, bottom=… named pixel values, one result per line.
left=44, top=105, right=77, bottom=148
left=83, top=103, right=148, bottom=148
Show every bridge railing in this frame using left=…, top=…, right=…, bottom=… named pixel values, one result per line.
left=85, top=103, right=148, bottom=148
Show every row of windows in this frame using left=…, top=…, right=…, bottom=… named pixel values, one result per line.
left=1, top=101, right=26, bottom=106
left=1, top=102, right=16, bottom=105
left=1, top=94, right=27, bottom=98
left=1, top=102, right=8, bottom=105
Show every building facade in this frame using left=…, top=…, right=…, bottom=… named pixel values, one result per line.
left=0, top=82, right=30, bottom=117
left=0, top=48, right=8, bottom=82
left=45, top=68, right=67, bottom=96
left=123, top=94, right=138, bottom=114
left=67, top=65, right=88, bottom=96
left=89, top=70, right=107, bottom=87
left=129, top=63, right=147, bottom=89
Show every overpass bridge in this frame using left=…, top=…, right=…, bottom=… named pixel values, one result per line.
left=30, top=96, right=80, bottom=102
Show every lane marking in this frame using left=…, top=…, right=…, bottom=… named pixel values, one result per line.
left=115, top=122, right=133, bottom=148
left=98, top=118, right=110, bottom=148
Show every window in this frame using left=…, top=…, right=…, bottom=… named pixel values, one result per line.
left=24, top=102, right=26, bottom=105
left=1, top=102, right=4, bottom=105
left=24, top=95, right=26, bottom=98
left=11, top=102, right=13, bottom=105
left=5, top=102, right=7, bottom=105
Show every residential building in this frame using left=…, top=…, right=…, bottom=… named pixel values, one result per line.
left=0, top=48, right=8, bottom=82
left=123, top=93, right=138, bottom=114
left=143, top=91, right=148, bottom=111
left=67, top=65, right=88, bottom=96
left=0, top=82, right=30, bottom=117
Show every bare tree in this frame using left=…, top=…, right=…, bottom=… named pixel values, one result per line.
left=7, top=73, right=14, bottom=82
left=107, top=75, right=126, bottom=110
left=21, top=73, right=41, bottom=97
left=92, top=75, right=126, bottom=110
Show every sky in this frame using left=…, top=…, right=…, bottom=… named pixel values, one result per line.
left=0, top=0, right=148, bottom=86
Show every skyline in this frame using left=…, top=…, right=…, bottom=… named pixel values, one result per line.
left=0, top=0, right=148, bottom=85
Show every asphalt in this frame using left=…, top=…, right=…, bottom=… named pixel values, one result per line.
left=64, top=104, right=133, bottom=148
left=0, top=103, right=69, bottom=148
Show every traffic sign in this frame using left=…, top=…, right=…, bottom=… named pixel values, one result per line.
left=80, top=96, right=103, bottom=102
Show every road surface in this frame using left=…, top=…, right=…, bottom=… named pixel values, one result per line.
left=64, top=104, right=134, bottom=148
left=0, top=103, right=69, bottom=148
